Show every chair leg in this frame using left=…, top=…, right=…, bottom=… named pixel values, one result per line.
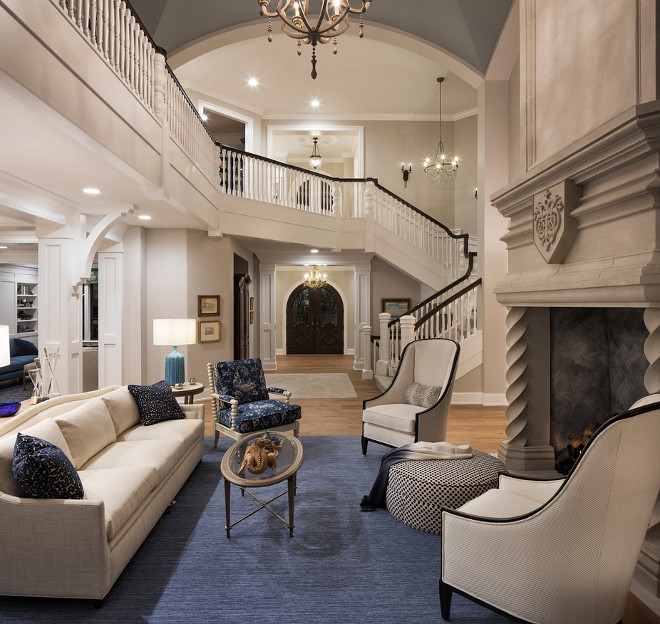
left=439, top=579, right=452, bottom=620
left=213, top=428, right=219, bottom=448
left=361, top=436, right=368, bottom=455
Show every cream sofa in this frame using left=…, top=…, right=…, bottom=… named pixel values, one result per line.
left=0, top=385, right=205, bottom=601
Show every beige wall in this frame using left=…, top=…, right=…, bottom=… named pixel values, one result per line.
left=370, top=257, right=422, bottom=330
left=275, top=268, right=355, bottom=353
left=453, top=115, right=478, bottom=235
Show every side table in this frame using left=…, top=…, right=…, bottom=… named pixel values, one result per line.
left=171, top=382, right=204, bottom=404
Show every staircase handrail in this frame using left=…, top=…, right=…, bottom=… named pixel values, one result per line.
left=414, top=278, right=482, bottom=330
left=387, top=252, right=477, bottom=329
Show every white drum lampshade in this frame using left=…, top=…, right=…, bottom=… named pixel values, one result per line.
left=153, top=319, right=197, bottom=386
left=0, top=326, right=9, bottom=368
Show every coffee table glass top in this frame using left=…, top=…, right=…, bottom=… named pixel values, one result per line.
left=226, top=431, right=302, bottom=483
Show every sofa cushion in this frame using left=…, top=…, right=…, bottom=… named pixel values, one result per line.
left=12, top=433, right=84, bottom=499
left=102, top=387, right=141, bottom=437
left=127, top=380, right=185, bottom=426
left=55, top=398, right=117, bottom=469
left=211, top=358, right=269, bottom=405
left=362, top=404, right=421, bottom=433
left=458, top=488, right=542, bottom=518
left=79, top=465, right=159, bottom=540
left=117, top=418, right=204, bottom=448
left=81, top=438, right=185, bottom=481
left=9, top=337, right=38, bottom=358
left=403, top=381, right=442, bottom=408
left=218, top=400, right=301, bottom=434
left=0, top=418, right=75, bottom=497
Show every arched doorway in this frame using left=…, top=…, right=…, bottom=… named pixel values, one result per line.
left=286, top=283, right=343, bottom=354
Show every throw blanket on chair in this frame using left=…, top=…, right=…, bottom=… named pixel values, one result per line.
left=360, top=442, right=473, bottom=512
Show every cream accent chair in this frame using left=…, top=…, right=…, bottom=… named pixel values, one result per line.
left=439, top=395, right=660, bottom=624
left=361, top=338, right=459, bottom=455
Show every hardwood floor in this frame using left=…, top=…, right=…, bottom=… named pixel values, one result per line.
left=202, top=354, right=660, bottom=624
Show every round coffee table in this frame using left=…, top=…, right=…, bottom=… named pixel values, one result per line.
left=221, top=431, right=303, bottom=538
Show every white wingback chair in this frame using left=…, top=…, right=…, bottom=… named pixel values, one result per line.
left=361, top=338, right=459, bottom=455
left=439, top=395, right=660, bottom=624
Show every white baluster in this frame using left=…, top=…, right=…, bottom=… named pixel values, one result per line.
left=76, top=0, right=83, bottom=28
left=361, top=325, right=373, bottom=380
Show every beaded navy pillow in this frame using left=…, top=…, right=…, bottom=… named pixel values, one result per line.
left=403, top=381, right=442, bottom=408
left=12, top=433, right=84, bottom=499
left=127, top=380, right=185, bottom=426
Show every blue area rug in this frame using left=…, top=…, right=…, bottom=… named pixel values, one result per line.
left=0, top=380, right=32, bottom=403
left=0, top=436, right=508, bottom=623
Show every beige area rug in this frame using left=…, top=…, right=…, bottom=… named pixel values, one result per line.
left=264, top=373, right=357, bottom=399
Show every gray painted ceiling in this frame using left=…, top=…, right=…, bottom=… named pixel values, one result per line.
left=128, top=0, right=513, bottom=74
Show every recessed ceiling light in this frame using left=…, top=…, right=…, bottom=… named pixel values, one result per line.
left=310, top=249, right=319, bottom=253
left=83, top=187, right=100, bottom=195
left=0, top=246, right=7, bottom=249
left=310, top=99, right=320, bottom=108
left=138, top=215, right=152, bottom=221
left=248, top=77, right=259, bottom=87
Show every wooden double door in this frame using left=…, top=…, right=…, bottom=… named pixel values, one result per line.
left=286, top=284, right=343, bottom=354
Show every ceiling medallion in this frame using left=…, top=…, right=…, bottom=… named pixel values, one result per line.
left=303, top=265, right=327, bottom=288
left=257, top=0, right=372, bottom=79
left=424, top=77, right=459, bottom=183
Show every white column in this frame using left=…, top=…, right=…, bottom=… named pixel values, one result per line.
left=260, top=262, right=277, bottom=370
left=353, top=262, right=371, bottom=370
left=37, top=225, right=83, bottom=395
left=361, top=324, right=373, bottom=380
left=399, top=315, right=416, bottom=351
left=375, top=311, right=391, bottom=376
left=98, top=248, right=123, bottom=386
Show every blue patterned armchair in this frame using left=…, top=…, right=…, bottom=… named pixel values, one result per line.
left=206, top=358, right=301, bottom=446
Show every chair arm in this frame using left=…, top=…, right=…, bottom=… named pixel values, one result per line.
left=181, top=404, right=204, bottom=420
left=268, top=387, right=292, bottom=403
left=498, top=473, right=565, bottom=504
left=210, top=393, right=239, bottom=429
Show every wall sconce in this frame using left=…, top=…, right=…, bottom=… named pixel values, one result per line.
left=401, top=163, right=412, bottom=188
left=475, top=188, right=478, bottom=199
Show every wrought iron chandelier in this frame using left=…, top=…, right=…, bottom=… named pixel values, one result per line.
left=303, top=265, right=327, bottom=288
left=309, top=137, right=322, bottom=169
left=257, top=0, right=372, bottom=79
left=424, top=77, right=459, bottom=183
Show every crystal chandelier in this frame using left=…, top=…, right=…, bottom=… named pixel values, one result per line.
left=303, top=265, right=327, bottom=288
left=309, top=137, right=322, bottom=169
left=424, top=77, right=459, bottom=183
left=257, top=0, right=372, bottom=79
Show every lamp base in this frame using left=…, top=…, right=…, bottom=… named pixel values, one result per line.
left=164, top=346, right=185, bottom=386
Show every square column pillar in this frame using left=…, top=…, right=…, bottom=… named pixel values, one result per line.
left=259, top=263, right=277, bottom=370
left=37, top=226, right=82, bottom=395
left=98, top=249, right=123, bottom=386
left=353, top=262, right=371, bottom=370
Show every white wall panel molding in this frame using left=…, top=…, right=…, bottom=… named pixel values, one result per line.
left=259, top=263, right=277, bottom=370
left=98, top=249, right=123, bottom=387
left=353, top=262, right=371, bottom=371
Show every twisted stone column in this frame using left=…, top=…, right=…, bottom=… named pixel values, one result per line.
left=504, top=307, right=529, bottom=446
left=644, top=308, right=660, bottom=394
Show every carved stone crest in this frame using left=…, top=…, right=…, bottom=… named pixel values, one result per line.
left=533, top=181, right=579, bottom=264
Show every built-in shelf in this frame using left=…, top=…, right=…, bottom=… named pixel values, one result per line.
left=16, top=281, right=37, bottom=338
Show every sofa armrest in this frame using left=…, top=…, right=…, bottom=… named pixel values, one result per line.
left=268, top=387, right=292, bottom=403
left=0, top=492, right=108, bottom=598
left=181, top=404, right=204, bottom=420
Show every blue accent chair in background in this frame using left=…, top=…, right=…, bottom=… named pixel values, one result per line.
left=207, top=357, right=301, bottom=447
left=0, top=338, right=38, bottom=384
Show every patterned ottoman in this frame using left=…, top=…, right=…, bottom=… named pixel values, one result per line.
left=385, top=451, right=506, bottom=534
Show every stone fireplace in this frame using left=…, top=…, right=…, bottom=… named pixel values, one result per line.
left=491, top=101, right=660, bottom=607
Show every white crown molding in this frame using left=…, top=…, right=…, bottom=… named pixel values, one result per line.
left=263, top=110, right=478, bottom=122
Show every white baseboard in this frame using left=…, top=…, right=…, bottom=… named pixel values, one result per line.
left=276, top=348, right=284, bottom=355
left=346, top=348, right=355, bottom=355
left=483, top=393, right=508, bottom=406
left=451, top=392, right=485, bottom=405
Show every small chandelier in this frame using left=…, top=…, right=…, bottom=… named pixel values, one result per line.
left=309, top=137, right=322, bottom=169
left=303, top=265, right=327, bottom=288
left=257, top=0, right=372, bottom=79
left=424, top=77, right=459, bottom=183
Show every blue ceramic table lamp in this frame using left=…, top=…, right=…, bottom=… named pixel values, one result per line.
left=153, top=319, right=197, bottom=386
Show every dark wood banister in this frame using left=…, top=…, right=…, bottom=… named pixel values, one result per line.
left=216, top=142, right=471, bottom=258
left=387, top=252, right=477, bottom=329
left=414, top=278, right=482, bottom=331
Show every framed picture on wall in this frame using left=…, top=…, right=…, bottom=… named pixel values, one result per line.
left=249, top=297, right=254, bottom=311
left=198, top=320, right=221, bottom=343
left=198, top=295, right=220, bottom=317
left=382, top=298, right=411, bottom=319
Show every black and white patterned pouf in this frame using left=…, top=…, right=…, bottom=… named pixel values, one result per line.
left=385, top=451, right=506, bottom=535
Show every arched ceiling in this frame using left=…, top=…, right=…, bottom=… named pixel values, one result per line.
left=128, top=0, right=514, bottom=75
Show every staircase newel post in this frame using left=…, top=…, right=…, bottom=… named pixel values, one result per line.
left=399, top=315, right=416, bottom=351
left=376, top=312, right=391, bottom=376
left=361, top=325, right=373, bottom=380
left=153, top=49, right=167, bottom=123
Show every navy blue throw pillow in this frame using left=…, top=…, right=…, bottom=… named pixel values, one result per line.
left=12, top=433, right=84, bottom=499
left=127, top=380, right=185, bottom=426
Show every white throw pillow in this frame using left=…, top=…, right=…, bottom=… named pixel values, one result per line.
left=102, top=387, right=141, bottom=437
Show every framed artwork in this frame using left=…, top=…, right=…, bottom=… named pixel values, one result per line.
left=382, top=298, right=411, bottom=319
left=198, top=295, right=220, bottom=317
left=249, top=297, right=254, bottom=311
left=249, top=311, right=254, bottom=325
left=198, top=320, right=221, bottom=343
